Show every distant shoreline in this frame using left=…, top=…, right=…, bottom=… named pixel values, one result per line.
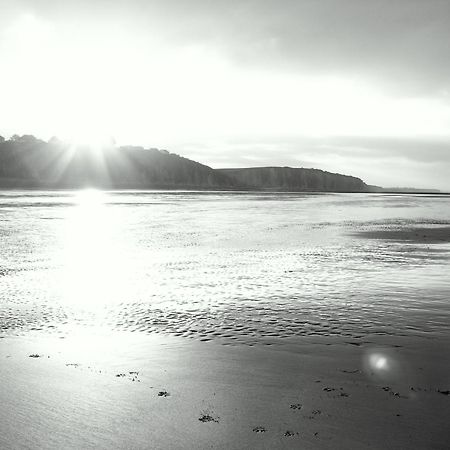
left=1, top=136, right=444, bottom=193
left=0, top=187, right=448, bottom=195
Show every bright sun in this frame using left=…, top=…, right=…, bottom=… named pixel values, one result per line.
left=64, top=130, right=114, bottom=150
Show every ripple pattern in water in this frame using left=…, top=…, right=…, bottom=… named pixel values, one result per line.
left=1, top=191, right=450, bottom=346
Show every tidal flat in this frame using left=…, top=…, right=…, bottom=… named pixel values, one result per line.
left=1, top=191, right=449, bottom=449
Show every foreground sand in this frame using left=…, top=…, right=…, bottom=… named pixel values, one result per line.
left=1, top=331, right=449, bottom=449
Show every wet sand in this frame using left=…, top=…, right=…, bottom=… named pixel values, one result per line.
left=353, top=226, right=450, bottom=244
left=1, top=332, right=449, bottom=449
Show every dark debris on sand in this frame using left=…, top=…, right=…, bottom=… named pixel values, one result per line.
left=340, top=369, right=360, bottom=374
left=252, top=426, right=266, bottom=433
left=158, top=390, right=170, bottom=397
left=284, top=430, right=300, bottom=437
left=128, top=371, right=140, bottom=382
left=290, top=403, right=302, bottom=410
left=437, top=389, right=450, bottom=396
left=199, top=412, right=219, bottom=423
left=382, top=386, right=407, bottom=398
left=115, top=372, right=140, bottom=382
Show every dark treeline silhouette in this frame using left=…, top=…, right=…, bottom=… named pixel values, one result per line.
left=0, top=135, right=231, bottom=189
left=0, top=134, right=370, bottom=191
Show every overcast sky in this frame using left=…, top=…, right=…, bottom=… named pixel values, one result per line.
left=1, top=0, right=449, bottom=190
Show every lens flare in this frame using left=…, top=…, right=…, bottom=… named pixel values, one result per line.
left=369, top=353, right=389, bottom=371
left=363, top=348, right=404, bottom=383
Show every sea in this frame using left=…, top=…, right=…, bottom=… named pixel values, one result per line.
left=1, top=190, right=449, bottom=349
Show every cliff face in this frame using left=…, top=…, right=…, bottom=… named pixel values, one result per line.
left=218, top=167, right=368, bottom=192
left=0, top=135, right=369, bottom=191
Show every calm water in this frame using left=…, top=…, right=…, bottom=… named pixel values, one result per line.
left=1, top=190, right=449, bottom=347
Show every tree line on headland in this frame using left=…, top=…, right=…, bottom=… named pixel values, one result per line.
left=0, top=134, right=379, bottom=192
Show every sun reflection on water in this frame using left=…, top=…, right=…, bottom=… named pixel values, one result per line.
left=60, top=189, right=125, bottom=311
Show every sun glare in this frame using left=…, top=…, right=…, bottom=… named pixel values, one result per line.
left=61, top=129, right=115, bottom=151
left=75, top=188, right=105, bottom=206
left=59, top=190, right=127, bottom=311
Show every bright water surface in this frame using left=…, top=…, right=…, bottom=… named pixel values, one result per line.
left=1, top=191, right=449, bottom=347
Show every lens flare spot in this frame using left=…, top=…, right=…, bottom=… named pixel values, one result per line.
left=363, top=348, right=407, bottom=383
left=370, top=354, right=389, bottom=370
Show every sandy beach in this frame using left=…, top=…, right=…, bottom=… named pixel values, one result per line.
left=1, top=330, right=449, bottom=449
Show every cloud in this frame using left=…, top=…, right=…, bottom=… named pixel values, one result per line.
left=4, top=0, right=450, bottom=100
left=13, top=0, right=449, bottom=97
left=321, top=136, right=450, bottom=163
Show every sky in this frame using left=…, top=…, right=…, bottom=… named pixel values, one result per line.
left=0, top=0, right=449, bottom=190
